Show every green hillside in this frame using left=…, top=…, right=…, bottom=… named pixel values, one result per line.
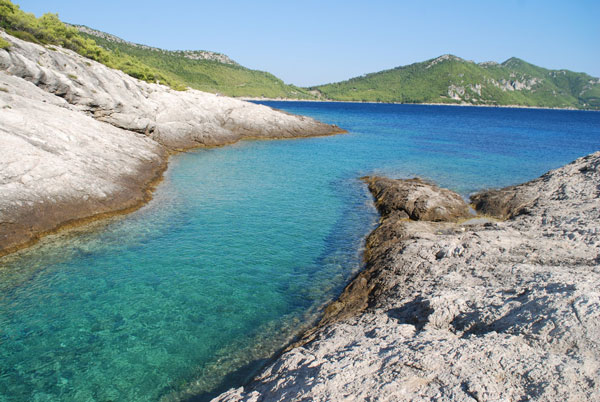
left=0, top=0, right=315, bottom=98
left=75, top=26, right=315, bottom=99
left=312, top=55, right=600, bottom=109
left=0, top=0, right=188, bottom=89
left=2, top=0, right=598, bottom=108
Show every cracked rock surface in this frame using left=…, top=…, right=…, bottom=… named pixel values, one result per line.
left=216, top=152, right=600, bottom=402
left=0, top=31, right=342, bottom=256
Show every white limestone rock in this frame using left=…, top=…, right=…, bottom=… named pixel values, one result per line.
left=216, top=152, right=600, bottom=402
left=0, top=31, right=341, bottom=151
left=0, top=31, right=341, bottom=255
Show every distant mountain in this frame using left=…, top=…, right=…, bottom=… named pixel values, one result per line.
left=73, top=25, right=315, bottom=99
left=311, top=55, right=600, bottom=109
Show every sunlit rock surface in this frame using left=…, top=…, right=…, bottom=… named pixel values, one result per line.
left=0, top=31, right=342, bottom=256
left=217, top=152, right=600, bottom=402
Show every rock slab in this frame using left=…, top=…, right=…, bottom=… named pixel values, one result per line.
left=0, top=31, right=343, bottom=256
left=215, top=152, right=600, bottom=401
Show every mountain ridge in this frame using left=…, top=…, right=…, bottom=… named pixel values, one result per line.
left=311, top=54, right=600, bottom=109
left=2, top=0, right=598, bottom=109
left=73, top=25, right=316, bottom=99
left=70, top=24, right=238, bottom=65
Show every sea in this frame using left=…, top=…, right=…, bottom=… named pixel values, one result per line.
left=1, top=102, right=599, bottom=401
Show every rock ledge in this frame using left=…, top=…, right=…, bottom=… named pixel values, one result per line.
left=216, top=151, right=600, bottom=402
left=0, top=31, right=343, bottom=257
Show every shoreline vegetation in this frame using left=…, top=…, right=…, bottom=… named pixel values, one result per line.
left=0, top=0, right=187, bottom=89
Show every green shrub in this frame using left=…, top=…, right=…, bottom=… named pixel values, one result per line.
left=0, top=0, right=185, bottom=90
left=0, top=36, right=9, bottom=49
left=5, top=28, right=39, bottom=43
left=0, top=0, right=318, bottom=97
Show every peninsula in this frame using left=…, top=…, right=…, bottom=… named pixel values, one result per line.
left=0, top=30, right=342, bottom=257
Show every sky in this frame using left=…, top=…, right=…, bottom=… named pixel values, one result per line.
left=12, top=0, right=600, bottom=87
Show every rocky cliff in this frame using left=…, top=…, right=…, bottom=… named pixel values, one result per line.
left=0, top=31, right=342, bottom=257
left=216, top=152, right=600, bottom=401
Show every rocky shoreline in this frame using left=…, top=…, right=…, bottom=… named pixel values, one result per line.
left=216, top=152, right=600, bottom=401
left=2, top=30, right=599, bottom=402
left=0, top=31, right=343, bottom=258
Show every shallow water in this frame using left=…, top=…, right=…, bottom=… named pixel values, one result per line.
left=1, top=103, right=599, bottom=401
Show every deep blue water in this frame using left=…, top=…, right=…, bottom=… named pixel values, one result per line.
left=0, top=103, right=599, bottom=401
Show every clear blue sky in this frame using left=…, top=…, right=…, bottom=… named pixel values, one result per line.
left=13, top=0, right=600, bottom=86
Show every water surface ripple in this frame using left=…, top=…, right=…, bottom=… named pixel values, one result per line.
left=1, top=103, right=599, bottom=401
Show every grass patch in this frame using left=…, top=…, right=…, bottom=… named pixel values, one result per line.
left=0, top=36, right=10, bottom=49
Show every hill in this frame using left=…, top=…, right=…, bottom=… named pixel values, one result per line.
left=73, top=25, right=315, bottom=99
left=0, top=0, right=315, bottom=98
left=311, top=54, right=600, bottom=109
left=3, top=0, right=598, bottom=108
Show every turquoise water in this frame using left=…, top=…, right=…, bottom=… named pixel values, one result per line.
left=1, top=103, right=599, bottom=401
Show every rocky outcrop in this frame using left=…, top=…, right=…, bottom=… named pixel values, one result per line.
left=0, top=71, right=168, bottom=257
left=71, top=25, right=239, bottom=65
left=365, top=177, right=472, bottom=222
left=0, top=32, right=342, bottom=151
left=215, top=152, right=600, bottom=401
left=0, top=31, right=343, bottom=257
left=287, top=177, right=474, bottom=348
left=471, top=155, right=600, bottom=220
left=426, top=54, right=470, bottom=69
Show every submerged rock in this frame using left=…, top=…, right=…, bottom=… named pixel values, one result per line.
left=0, top=31, right=343, bottom=257
left=215, top=151, right=600, bottom=401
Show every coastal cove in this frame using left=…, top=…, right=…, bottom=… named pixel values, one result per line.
left=1, top=102, right=600, bottom=401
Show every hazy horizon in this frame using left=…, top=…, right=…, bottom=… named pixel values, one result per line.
left=12, top=0, right=600, bottom=87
